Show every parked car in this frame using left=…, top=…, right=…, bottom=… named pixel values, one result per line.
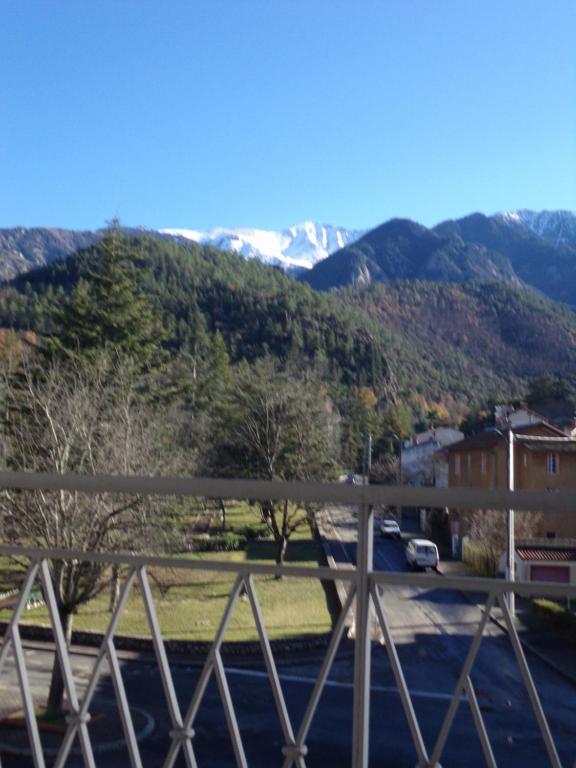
left=405, top=538, right=439, bottom=570
left=380, top=519, right=401, bottom=539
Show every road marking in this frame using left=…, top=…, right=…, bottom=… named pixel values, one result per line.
left=225, top=666, right=465, bottom=702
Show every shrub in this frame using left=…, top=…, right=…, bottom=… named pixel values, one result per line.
left=193, top=532, right=246, bottom=552
left=532, top=598, right=576, bottom=639
left=237, top=524, right=270, bottom=541
left=462, top=539, right=497, bottom=577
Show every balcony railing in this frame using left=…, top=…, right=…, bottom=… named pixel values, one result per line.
left=0, top=470, right=575, bottom=768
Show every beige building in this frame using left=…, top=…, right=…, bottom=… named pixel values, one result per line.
left=446, top=423, right=576, bottom=574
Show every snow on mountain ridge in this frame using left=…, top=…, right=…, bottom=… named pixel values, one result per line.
left=497, top=209, right=576, bottom=247
left=160, top=222, right=364, bottom=270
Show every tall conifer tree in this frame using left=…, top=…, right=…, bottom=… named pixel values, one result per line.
left=50, top=221, right=159, bottom=366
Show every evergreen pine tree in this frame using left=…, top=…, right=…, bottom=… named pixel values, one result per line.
left=196, top=330, right=231, bottom=412
left=50, top=223, right=159, bottom=366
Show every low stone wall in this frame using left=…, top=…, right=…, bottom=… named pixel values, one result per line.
left=314, top=508, right=353, bottom=614
left=0, top=620, right=331, bottom=659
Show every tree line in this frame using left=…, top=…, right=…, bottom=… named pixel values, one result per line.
left=0, top=227, right=403, bottom=716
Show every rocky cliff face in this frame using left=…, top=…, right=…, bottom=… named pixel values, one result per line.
left=0, top=227, right=101, bottom=279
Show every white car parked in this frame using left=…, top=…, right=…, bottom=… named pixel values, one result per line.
left=379, top=519, right=401, bottom=539
left=405, top=538, right=439, bottom=570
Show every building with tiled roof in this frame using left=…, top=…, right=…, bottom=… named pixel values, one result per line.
left=446, top=422, right=576, bottom=568
left=510, top=540, right=576, bottom=584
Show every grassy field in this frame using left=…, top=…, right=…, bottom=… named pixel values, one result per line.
left=0, top=503, right=334, bottom=642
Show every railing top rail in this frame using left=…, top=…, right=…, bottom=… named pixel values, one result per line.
left=1, top=544, right=575, bottom=599
left=371, top=570, right=576, bottom=598
left=0, top=544, right=353, bottom=582
left=1, top=470, right=575, bottom=514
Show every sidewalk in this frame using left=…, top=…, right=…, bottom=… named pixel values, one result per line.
left=439, top=558, right=576, bottom=684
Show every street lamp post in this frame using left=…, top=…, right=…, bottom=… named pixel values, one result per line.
left=385, top=431, right=403, bottom=522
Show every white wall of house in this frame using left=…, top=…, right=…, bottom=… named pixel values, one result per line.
left=515, top=558, right=576, bottom=585
left=495, top=539, right=576, bottom=585
left=401, top=428, right=463, bottom=486
left=494, top=406, right=541, bottom=429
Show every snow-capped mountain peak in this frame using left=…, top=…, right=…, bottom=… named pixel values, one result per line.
left=160, top=222, right=364, bottom=270
left=496, top=209, right=576, bottom=247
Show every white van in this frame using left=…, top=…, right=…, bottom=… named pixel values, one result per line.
left=405, top=539, right=439, bottom=571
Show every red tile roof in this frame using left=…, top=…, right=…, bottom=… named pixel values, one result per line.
left=516, top=547, right=576, bottom=562
left=447, top=422, right=568, bottom=453
left=516, top=438, right=576, bottom=453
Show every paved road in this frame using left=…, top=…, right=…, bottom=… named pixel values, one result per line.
left=315, top=505, right=576, bottom=767
left=0, top=508, right=575, bottom=767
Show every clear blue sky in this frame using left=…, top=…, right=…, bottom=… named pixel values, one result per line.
left=2, top=1, right=575, bottom=232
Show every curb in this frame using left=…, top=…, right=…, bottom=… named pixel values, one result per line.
left=0, top=621, right=332, bottom=663
left=436, top=567, right=576, bottom=688
left=316, top=511, right=355, bottom=621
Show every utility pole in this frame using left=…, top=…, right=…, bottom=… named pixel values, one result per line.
left=506, top=429, right=515, bottom=617
left=362, top=432, right=372, bottom=485
left=394, top=432, right=403, bottom=523
left=366, top=432, right=372, bottom=485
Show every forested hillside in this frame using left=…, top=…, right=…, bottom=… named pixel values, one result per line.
left=2, top=234, right=576, bottom=418
left=0, top=235, right=392, bottom=393
left=301, top=218, right=520, bottom=292
left=348, top=281, right=576, bottom=406
left=301, top=213, right=576, bottom=309
left=434, top=213, right=576, bottom=306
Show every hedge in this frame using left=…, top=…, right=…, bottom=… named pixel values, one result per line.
left=532, top=598, right=576, bottom=640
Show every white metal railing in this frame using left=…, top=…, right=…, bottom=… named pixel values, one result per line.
left=0, top=470, right=575, bottom=768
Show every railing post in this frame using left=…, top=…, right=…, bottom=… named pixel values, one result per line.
left=506, top=429, right=515, bottom=617
left=352, top=502, right=373, bottom=768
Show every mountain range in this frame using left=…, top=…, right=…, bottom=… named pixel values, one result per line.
left=3, top=232, right=576, bottom=411
left=498, top=209, right=576, bottom=247
left=301, top=210, right=576, bottom=305
left=0, top=222, right=362, bottom=281
left=0, top=227, right=101, bottom=281
left=1, top=209, right=576, bottom=305
left=160, top=222, right=363, bottom=272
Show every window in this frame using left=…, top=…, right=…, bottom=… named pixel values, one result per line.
left=479, top=452, right=485, bottom=474
left=547, top=453, right=559, bottom=475
left=523, top=453, right=528, bottom=467
left=454, top=455, right=461, bottom=476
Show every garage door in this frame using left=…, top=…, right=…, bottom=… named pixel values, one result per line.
left=530, top=565, right=570, bottom=583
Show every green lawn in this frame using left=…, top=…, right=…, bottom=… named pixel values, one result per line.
left=0, top=506, right=334, bottom=642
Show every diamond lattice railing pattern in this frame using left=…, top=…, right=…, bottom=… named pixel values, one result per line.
left=0, top=472, right=575, bottom=767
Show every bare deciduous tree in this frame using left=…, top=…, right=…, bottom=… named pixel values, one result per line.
left=0, top=351, right=185, bottom=716
left=466, top=509, right=543, bottom=576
